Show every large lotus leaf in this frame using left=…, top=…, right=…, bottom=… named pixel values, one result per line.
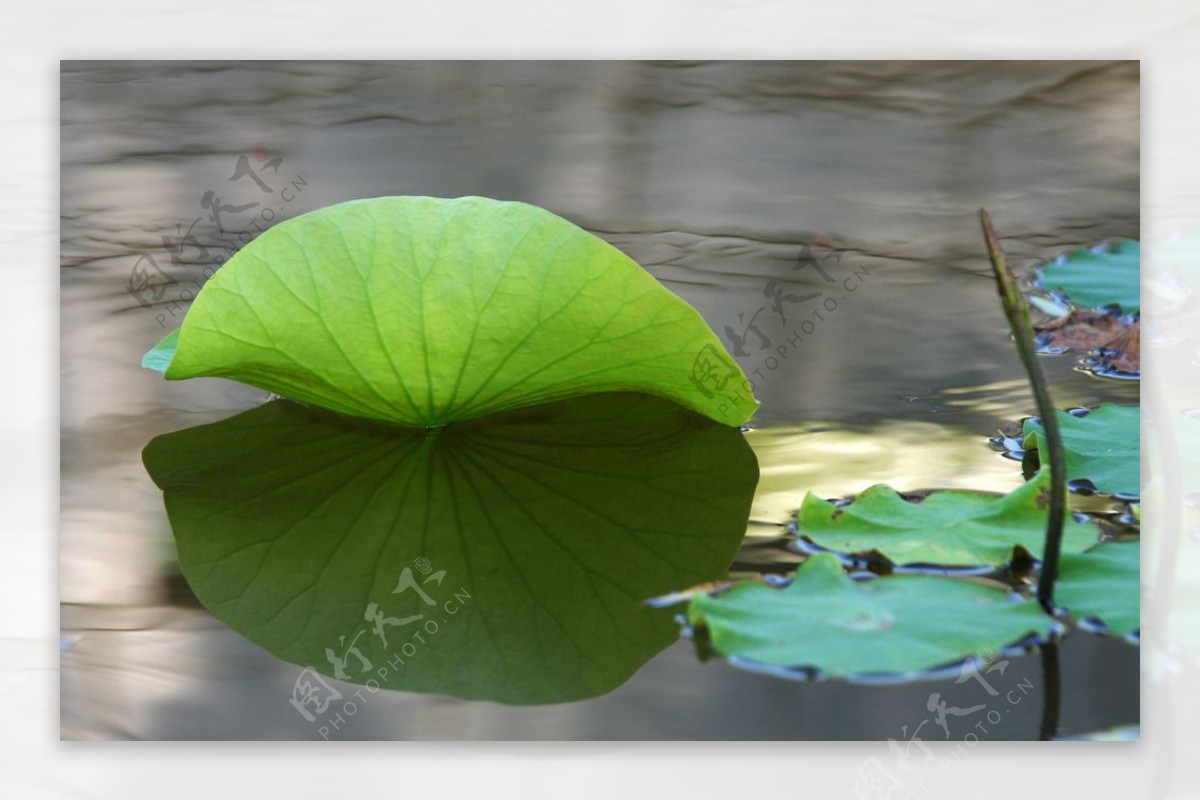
left=1056, top=541, right=1140, bottom=637
left=793, top=469, right=1100, bottom=568
left=1023, top=404, right=1140, bottom=498
left=687, top=553, right=1053, bottom=676
left=142, top=393, right=757, bottom=705
left=1037, top=240, right=1140, bottom=313
left=142, top=196, right=757, bottom=427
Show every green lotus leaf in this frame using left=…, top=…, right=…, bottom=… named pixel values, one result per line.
left=1023, top=404, right=1140, bottom=498
left=1056, top=541, right=1140, bottom=637
left=141, top=196, right=757, bottom=427
left=142, top=393, right=758, bottom=705
left=687, top=553, right=1054, bottom=676
left=793, top=469, right=1100, bottom=568
left=1037, top=239, right=1140, bottom=313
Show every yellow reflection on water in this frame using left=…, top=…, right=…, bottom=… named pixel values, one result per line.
left=746, top=419, right=1025, bottom=531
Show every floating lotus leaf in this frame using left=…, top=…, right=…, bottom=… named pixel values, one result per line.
left=687, top=553, right=1054, bottom=677
left=793, top=470, right=1100, bottom=568
left=143, top=196, right=757, bottom=427
left=1056, top=541, right=1140, bottom=637
left=1023, top=404, right=1140, bottom=498
left=1037, top=240, right=1140, bottom=313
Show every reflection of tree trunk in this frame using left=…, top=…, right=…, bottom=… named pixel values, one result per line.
left=1038, top=640, right=1061, bottom=740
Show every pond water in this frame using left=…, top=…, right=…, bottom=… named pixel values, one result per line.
left=60, top=60, right=1140, bottom=740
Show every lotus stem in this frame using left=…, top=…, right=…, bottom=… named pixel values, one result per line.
left=1038, top=640, right=1062, bottom=740
left=978, top=209, right=1066, bottom=611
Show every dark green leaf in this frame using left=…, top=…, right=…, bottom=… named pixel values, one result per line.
left=143, top=393, right=758, bottom=705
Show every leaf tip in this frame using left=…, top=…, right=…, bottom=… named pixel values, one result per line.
left=142, top=328, right=181, bottom=375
